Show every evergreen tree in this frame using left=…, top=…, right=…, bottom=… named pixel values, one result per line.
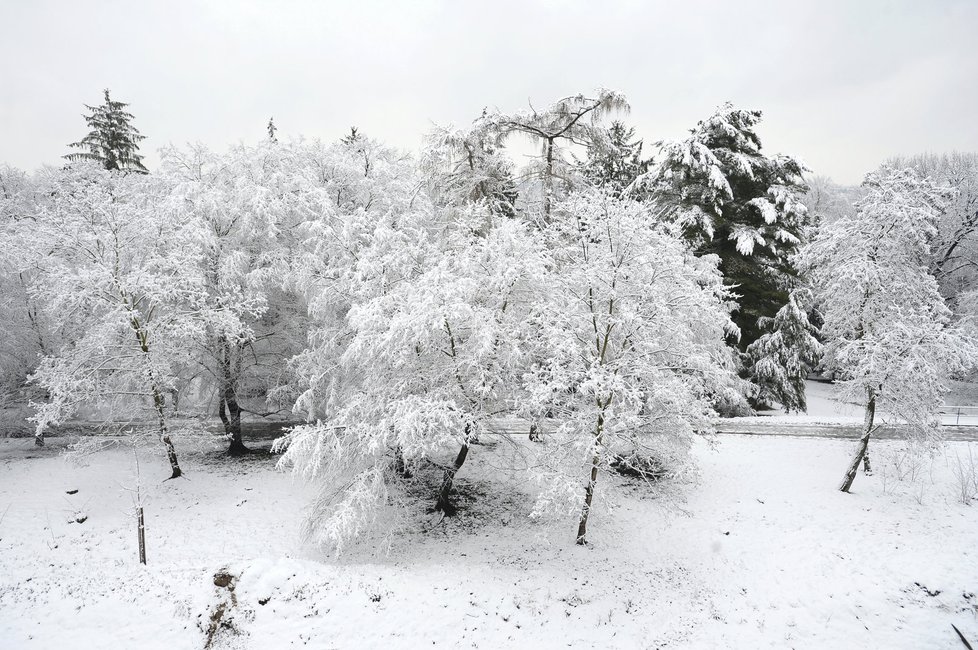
left=745, top=288, right=822, bottom=412
left=340, top=126, right=361, bottom=147
left=65, top=89, right=148, bottom=173
left=578, top=121, right=650, bottom=196
left=650, top=103, right=808, bottom=349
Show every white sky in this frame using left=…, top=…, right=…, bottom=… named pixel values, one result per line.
left=1, top=0, right=976, bottom=185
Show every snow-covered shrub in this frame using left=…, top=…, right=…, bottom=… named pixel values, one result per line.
left=949, top=445, right=978, bottom=505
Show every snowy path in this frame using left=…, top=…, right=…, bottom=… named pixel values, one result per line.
left=714, top=421, right=978, bottom=441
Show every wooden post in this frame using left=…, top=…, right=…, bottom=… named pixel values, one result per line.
left=137, top=506, right=146, bottom=565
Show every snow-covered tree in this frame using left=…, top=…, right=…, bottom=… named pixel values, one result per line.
left=423, top=115, right=520, bottom=219
left=577, top=120, right=651, bottom=197
left=484, top=90, right=630, bottom=219
left=26, top=164, right=199, bottom=475
left=890, top=153, right=978, bottom=315
left=745, top=288, right=822, bottom=412
left=523, top=190, right=740, bottom=544
left=277, top=203, right=547, bottom=552
left=284, top=135, right=422, bottom=421
left=803, top=175, right=862, bottom=227
left=65, top=89, right=148, bottom=174
left=801, top=166, right=978, bottom=493
left=0, top=166, right=54, bottom=399
left=159, top=141, right=320, bottom=454
left=648, top=103, right=809, bottom=350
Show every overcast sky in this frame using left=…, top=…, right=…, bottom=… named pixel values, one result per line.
left=2, top=0, right=976, bottom=185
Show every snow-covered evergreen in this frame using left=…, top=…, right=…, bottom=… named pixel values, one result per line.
left=746, top=288, right=822, bottom=412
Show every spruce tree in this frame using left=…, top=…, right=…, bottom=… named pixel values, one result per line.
left=745, top=288, right=822, bottom=412
left=651, top=103, right=809, bottom=349
left=65, top=89, right=148, bottom=173
left=578, top=121, right=650, bottom=196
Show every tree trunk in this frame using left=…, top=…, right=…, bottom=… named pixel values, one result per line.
left=840, top=390, right=876, bottom=493
left=130, top=314, right=182, bottom=479
left=576, top=411, right=605, bottom=545
left=153, top=384, right=182, bottom=479
left=393, top=445, right=412, bottom=478
left=218, top=336, right=248, bottom=456
left=434, top=436, right=470, bottom=516
left=544, top=138, right=554, bottom=220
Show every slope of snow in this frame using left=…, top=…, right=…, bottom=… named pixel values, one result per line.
left=0, top=434, right=975, bottom=649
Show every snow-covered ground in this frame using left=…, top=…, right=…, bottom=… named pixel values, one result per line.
left=1, top=433, right=976, bottom=649
left=748, top=379, right=978, bottom=426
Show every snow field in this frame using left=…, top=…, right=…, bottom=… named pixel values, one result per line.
left=0, top=434, right=975, bottom=649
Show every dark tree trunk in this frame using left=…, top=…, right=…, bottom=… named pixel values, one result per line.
left=153, top=384, right=182, bottom=479
left=434, top=438, right=470, bottom=516
left=218, top=336, right=248, bottom=456
left=576, top=411, right=605, bottom=545
left=393, top=446, right=412, bottom=478
left=840, top=390, right=876, bottom=493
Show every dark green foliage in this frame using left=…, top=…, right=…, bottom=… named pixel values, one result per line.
left=578, top=121, right=650, bottom=196
left=653, top=103, right=809, bottom=349
left=746, top=288, right=822, bottom=411
left=65, top=89, right=148, bottom=173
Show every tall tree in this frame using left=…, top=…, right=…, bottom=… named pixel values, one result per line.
left=160, top=141, right=317, bottom=455
left=801, top=166, right=978, bottom=492
left=524, top=189, right=739, bottom=544
left=65, top=89, right=148, bottom=173
left=488, top=90, right=629, bottom=219
left=0, top=167, right=52, bottom=399
left=650, top=103, right=809, bottom=350
left=577, top=121, right=650, bottom=197
left=27, top=164, right=193, bottom=476
left=424, top=115, right=520, bottom=219
left=745, top=288, right=822, bottom=412
left=890, top=153, right=978, bottom=312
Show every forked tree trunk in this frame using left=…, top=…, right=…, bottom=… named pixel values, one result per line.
left=434, top=433, right=470, bottom=516
left=576, top=411, right=605, bottom=545
left=840, top=390, right=876, bottom=493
